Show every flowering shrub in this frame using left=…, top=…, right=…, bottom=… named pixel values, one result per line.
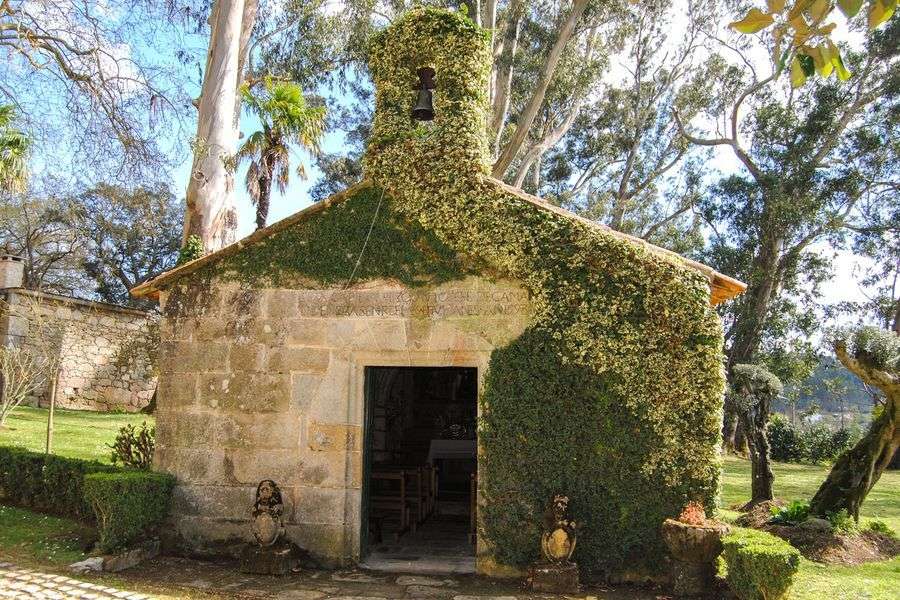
left=678, top=501, right=709, bottom=526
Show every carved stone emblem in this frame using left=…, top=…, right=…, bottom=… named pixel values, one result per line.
left=251, top=479, right=285, bottom=547
left=541, top=494, right=577, bottom=564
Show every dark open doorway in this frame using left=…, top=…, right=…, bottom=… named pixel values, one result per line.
left=362, top=366, right=478, bottom=573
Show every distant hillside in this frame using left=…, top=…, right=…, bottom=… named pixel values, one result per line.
left=777, top=357, right=875, bottom=415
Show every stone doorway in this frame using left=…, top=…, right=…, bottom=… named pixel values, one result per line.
left=361, top=366, right=477, bottom=573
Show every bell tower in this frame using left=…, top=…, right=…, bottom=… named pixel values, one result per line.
left=363, top=8, right=492, bottom=186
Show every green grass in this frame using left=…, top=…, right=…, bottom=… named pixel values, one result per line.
left=0, top=505, right=92, bottom=566
left=720, top=455, right=900, bottom=599
left=720, top=454, right=900, bottom=533
left=0, top=406, right=154, bottom=463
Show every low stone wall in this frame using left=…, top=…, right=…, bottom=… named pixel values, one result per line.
left=154, top=276, right=531, bottom=566
left=0, top=289, right=158, bottom=412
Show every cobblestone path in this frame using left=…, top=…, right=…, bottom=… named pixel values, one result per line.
left=0, top=563, right=149, bottom=600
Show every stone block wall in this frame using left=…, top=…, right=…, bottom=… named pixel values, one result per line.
left=154, top=276, right=531, bottom=566
left=0, top=289, right=157, bottom=412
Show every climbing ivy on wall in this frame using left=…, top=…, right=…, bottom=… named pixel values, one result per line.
left=217, top=185, right=475, bottom=290
left=362, top=8, right=726, bottom=575
left=161, top=7, right=727, bottom=577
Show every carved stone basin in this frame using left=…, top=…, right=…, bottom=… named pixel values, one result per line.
left=661, top=518, right=730, bottom=564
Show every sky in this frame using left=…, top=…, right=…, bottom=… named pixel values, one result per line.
left=17, top=0, right=877, bottom=313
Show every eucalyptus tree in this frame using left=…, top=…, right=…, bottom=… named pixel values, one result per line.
left=236, top=80, right=326, bottom=230
left=184, top=0, right=258, bottom=253
left=679, top=18, right=899, bottom=367
left=678, top=15, right=899, bottom=448
left=540, top=0, right=720, bottom=252
left=184, top=0, right=343, bottom=250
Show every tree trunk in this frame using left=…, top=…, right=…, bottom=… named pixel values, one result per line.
left=491, top=0, right=589, bottom=178
left=183, top=0, right=258, bottom=252
left=45, top=366, right=59, bottom=454
left=490, top=0, right=523, bottom=157
left=810, top=342, right=899, bottom=520
left=255, top=153, right=274, bottom=230
left=742, top=396, right=774, bottom=504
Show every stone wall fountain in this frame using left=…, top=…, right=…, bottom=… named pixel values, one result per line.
left=240, top=480, right=299, bottom=575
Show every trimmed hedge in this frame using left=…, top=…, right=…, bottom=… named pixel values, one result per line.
left=722, top=527, right=801, bottom=600
left=84, top=471, right=175, bottom=552
left=0, top=446, right=117, bottom=521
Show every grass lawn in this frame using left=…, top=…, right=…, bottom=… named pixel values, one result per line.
left=0, top=505, right=92, bottom=566
left=0, top=406, right=154, bottom=463
left=719, top=454, right=900, bottom=599
left=719, top=454, right=900, bottom=533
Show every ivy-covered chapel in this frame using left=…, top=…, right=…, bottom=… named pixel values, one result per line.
left=133, top=7, right=745, bottom=578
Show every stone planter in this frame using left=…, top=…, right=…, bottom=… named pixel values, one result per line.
left=661, top=518, right=730, bottom=596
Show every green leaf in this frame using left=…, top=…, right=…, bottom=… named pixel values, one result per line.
left=790, top=56, right=808, bottom=87
left=837, top=0, right=864, bottom=17
left=868, top=0, right=896, bottom=27
left=768, top=0, right=787, bottom=11
left=811, top=45, right=835, bottom=76
left=730, top=8, right=776, bottom=33
left=798, top=53, right=816, bottom=77
left=832, top=52, right=852, bottom=80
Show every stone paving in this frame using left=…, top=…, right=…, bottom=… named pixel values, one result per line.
left=112, top=556, right=663, bottom=599
left=1, top=558, right=668, bottom=599
left=0, top=562, right=149, bottom=600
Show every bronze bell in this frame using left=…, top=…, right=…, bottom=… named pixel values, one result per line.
left=412, top=67, right=436, bottom=121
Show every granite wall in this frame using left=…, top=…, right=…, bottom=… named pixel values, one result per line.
left=0, top=289, right=157, bottom=412
left=154, top=276, right=531, bottom=568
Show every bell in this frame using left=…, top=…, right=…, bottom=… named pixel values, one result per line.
left=412, top=88, right=434, bottom=121
left=412, top=66, right=436, bottom=121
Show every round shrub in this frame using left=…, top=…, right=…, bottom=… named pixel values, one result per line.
left=768, top=415, right=805, bottom=462
left=84, top=471, right=175, bottom=552
left=722, top=527, right=801, bottom=600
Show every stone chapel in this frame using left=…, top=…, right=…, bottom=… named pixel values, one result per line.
left=133, top=7, right=745, bottom=578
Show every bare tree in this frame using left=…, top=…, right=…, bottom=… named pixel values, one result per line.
left=0, top=1, right=196, bottom=179
left=0, top=344, right=45, bottom=427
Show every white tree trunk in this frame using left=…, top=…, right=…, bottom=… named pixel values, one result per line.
left=491, top=0, right=590, bottom=178
left=183, top=0, right=258, bottom=252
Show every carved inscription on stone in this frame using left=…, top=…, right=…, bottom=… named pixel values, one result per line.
left=297, top=288, right=530, bottom=318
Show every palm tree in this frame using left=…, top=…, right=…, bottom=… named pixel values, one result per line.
left=0, top=105, right=30, bottom=193
left=236, top=80, right=326, bottom=230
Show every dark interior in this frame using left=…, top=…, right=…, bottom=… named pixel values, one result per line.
left=364, top=366, right=477, bottom=561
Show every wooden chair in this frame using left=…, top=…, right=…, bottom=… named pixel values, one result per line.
left=370, top=470, right=413, bottom=538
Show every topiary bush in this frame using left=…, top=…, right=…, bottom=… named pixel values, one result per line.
left=0, top=446, right=117, bottom=521
left=722, top=527, right=801, bottom=600
left=83, top=471, right=175, bottom=552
